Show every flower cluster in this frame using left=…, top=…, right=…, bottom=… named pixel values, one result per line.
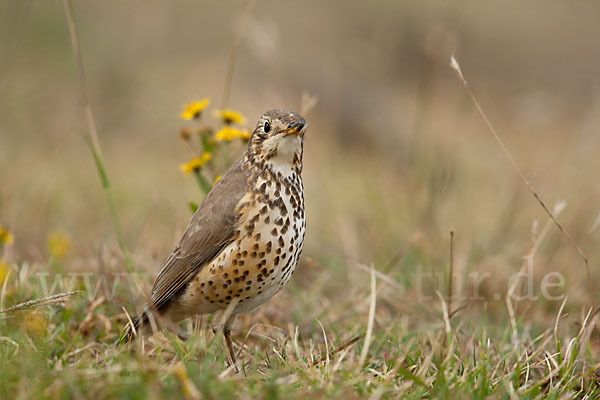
left=0, top=226, right=13, bottom=245
left=180, top=98, right=210, bottom=120
left=215, top=126, right=251, bottom=142
left=48, top=232, right=70, bottom=258
left=179, top=152, right=212, bottom=176
left=0, top=261, right=9, bottom=287
left=214, top=109, right=245, bottom=125
left=177, top=98, right=250, bottom=199
left=0, top=226, right=14, bottom=288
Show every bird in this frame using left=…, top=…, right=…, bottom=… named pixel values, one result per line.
left=119, top=109, right=307, bottom=369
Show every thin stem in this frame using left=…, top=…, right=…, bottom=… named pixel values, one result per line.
left=193, top=170, right=212, bottom=195
left=448, top=230, right=455, bottom=316
left=63, top=0, right=133, bottom=272
left=450, top=56, right=594, bottom=306
left=220, top=0, right=256, bottom=110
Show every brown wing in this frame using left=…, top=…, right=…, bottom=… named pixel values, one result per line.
left=149, top=158, right=248, bottom=312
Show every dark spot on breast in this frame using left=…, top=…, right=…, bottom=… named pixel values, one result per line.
left=254, top=233, right=261, bottom=241
left=274, top=256, right=280, bottom=266
left=260, top=205, right=268, bottom=214
left=278, top=236, right=285, bottom=247
left=251, top=251, right=257, bottom=258
left=226, top=296, right=232, bottom=300
left=264, top=216, right=270, bottom=224
left=208, top=281, right=213, bottom=286
left=233, top=269, right=239, bottom=275
left=266, top=241, right=272, bottom=253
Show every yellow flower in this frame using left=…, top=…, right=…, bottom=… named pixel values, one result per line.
left=215, top=126, right=244, bottom=141
left=48, top=232, right=70, bottom=258
left=213, top=175, right=222, bottom=184
left=174, top=363, right=200, bottom=399
left=0, top=227, right=13, bottom=245
left=214, top=109, right=245, bottom=125
left=179, top=153, right=212, bottom=176
left=180, top=98, right=210, bottom=120
left=239, top=129, right=251, bottom=140
left=0, top=261, right=9, bottom=287
left=23, top=310, right=48, bottom=337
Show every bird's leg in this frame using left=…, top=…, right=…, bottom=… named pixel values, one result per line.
left=223, top=328, right=238, bottom=373
left=223, top=315, right=239, bottom=372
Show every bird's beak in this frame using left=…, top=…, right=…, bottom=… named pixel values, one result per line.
left=280, top=121, right=305, bottom=135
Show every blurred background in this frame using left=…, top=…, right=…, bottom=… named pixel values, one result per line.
left=1, top=0, right=600, bottom=329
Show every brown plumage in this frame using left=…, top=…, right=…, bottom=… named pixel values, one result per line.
left=119, top=109, right=307, bottom=369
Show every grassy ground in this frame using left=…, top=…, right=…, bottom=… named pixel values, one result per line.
left=2, top=1, right=600, bottom=399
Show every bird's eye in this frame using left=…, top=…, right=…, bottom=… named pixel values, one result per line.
left=264, top=121, right=271, bottom=133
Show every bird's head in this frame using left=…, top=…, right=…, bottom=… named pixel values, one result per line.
left=247, top=109, right=307, bottom=174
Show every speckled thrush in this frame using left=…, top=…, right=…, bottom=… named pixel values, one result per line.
left=120, top=109, right=307, bottom=368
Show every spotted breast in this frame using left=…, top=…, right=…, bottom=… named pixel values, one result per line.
left=179, top=162, right=305, bottom=315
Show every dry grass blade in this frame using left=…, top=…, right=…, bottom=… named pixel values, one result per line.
left=62, top=0, right=133, bottom=272
left=447, top=230, right=455, bottom=315
left=0, top=291, right=82, bottom=313
left=359, top=265, right=376, bottom=366
left=220, top=0, right=256, bottom=110
left=450, top=55, right=594, bottom=306
left=121, top=306, right=137, bottom=341
left=312, top=334, right=365, bottom=367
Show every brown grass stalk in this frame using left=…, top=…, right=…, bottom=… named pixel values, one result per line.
left=450, top=56, right=594, bottom=306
